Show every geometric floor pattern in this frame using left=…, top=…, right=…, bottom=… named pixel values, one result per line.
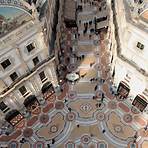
left=1, top=1, right=148, bottom=148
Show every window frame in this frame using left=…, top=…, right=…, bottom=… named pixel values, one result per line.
left=0, top=101, right=8, bottom=111
left=26, top=42, right=36, bottom=53
left=10, top=72, right=18, bottom=81
left=32, top=56, right=40, bottom=66
left=19, top=86, right=27, bottom=96
left=1, top=59, right=11, bottom=69
left=39, top=71, right=47, bottom=82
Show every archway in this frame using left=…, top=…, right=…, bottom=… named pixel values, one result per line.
left=23, top=95, right=39, bottom=112
left=5, top=109, right=23, bottom=126
left=41, top=81, right=55, bottom=101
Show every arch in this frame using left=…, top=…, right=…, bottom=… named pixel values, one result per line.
left=23, top=95, right=38, bottom=107
left=5, top=109, right=20, bottom=124
left=0, top=6, right=33, bottom=37
left=0, top=5, right=33, bottom=18
left=41, top=81, right=54, bottom=94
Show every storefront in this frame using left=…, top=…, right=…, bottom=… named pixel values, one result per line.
left=41, top=81, right=55, bottom=100
left=5, top=110, right=24, bottom=126
left=23, top=95, right=39, bottom=113
left=116, top=81, right=130, bottom=100
left=132, top=95, right=147, bottom=112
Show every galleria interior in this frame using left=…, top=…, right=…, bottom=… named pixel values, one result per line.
left=0, top=0, right=148, bottom=147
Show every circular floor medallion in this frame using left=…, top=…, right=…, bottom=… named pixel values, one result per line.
left=96, top=91, right=102, bottom=98
left=23, top=128, right=33, bottom=138
left=96, top=112, right=105, bottom=121
left=123, top=114, right=133, bottom=123
left=81, top=135, right=91, bottom=144
left=68, top=91, right=77, bottom=99
left=55, top=101, right=64, bottom=110
left=114, top=125, right=123, bottom=133
left=50, top=125, right=58, bottom=133
left=66, top=112, right=76, bottom=121
left=40, top=114, right=49, bottom=124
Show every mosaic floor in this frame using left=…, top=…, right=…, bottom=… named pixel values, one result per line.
left=1, top=0, right=148, bottom=148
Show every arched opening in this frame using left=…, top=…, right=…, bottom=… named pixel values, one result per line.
left=5, top=109, right=24, bottom=126
left=41, top=81, right=55, bottom=100
left=23, top=95, right=39, bottom=112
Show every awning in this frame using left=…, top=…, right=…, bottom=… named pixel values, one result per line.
left=5, top=109, right=20, bottom=123
left=23, top=95, right=37, bottom=107
left=41, top=81, right=53, bottom=94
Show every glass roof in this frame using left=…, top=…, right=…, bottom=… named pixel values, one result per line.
left=0, top=6, right=32, bottom=37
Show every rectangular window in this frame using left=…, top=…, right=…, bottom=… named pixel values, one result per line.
left=26, top=42, right=35, bottom=52
left=0, top=101, right=7, bottom=111
left=39, top=71, right=46, bottom=81
left=32, top=56, right=40, bottom=66
left=137, top=42, right=144, bottom=50
left=10, top=72, right=18, bottom=81
left=19, top=86, right=27, bottom=96
left=1, top=59, right=11, bottom=69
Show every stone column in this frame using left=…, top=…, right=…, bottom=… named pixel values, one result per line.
left=46, top=61, right=61, bottom=95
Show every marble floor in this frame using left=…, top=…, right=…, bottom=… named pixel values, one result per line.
left=1, top=0, right=148, bottom=148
